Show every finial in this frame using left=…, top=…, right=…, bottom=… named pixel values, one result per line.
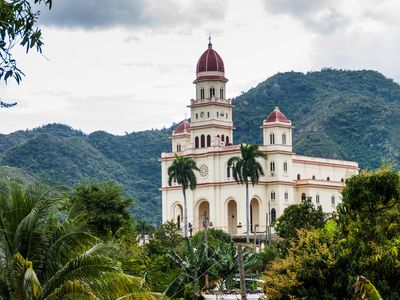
left=208, top=34, right=212, bottom=49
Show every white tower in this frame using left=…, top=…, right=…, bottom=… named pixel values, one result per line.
left=188, top=38, right=233, bottom=149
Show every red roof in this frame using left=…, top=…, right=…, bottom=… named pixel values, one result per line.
left=196, top=42, right=225, bottom=74
left=175, top=120, right=190, bottom=133
left=265, top=107, right=290, bottom=123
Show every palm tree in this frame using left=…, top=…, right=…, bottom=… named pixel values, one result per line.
left=0, top=180, right=153, bottom=299
left=167, top=154, right=199, bottom=238
left=228, top=144, right=267, bottom=243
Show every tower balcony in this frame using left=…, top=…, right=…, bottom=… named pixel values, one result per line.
left=189, top=97, right=232, bottom=107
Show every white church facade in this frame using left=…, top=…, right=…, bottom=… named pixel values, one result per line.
left=160, top=40, right=358, bottom=236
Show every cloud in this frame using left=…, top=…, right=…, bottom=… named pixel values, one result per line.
left=39, top=0, right=228, bottom=30
left=262, top=0, right=348, bottom=34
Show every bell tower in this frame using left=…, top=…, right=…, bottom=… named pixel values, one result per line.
left=189, top=37, right=233, bottom=149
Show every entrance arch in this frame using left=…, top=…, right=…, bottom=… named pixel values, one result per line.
left=173, top=204, right=183, bottom=229
left=227, top=199, right=237, bottom=235
left=198, top=201, right=210, bottom=231
left=250, top=198, right=260, bottom=232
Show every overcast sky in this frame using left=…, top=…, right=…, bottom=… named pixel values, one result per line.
left=1, top=0, right=400, bottom=134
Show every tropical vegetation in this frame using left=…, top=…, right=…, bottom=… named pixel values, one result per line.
left=228, top=143, right=266, bottom=242
left=167, top=154, right=199, bottom=238
left=0, top=180, right=153, bottom=299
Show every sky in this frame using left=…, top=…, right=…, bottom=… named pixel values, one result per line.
left=1, top=0, right=400, bottom=135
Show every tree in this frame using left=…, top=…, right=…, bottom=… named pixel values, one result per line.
left=228, top=143, right=266, bottom=242
left=0, top=180, right=152, bottom=299
left=167, top=154, right=199, bottom=238
left=274, top=197, right=326, bottom=241
left=71, top=181, right=134, bottom=238
left=0, top=0, right=52, bottom=83
left=263, top=167, right=400, bottom=299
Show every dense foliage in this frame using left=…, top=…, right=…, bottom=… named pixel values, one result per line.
left=0, top=180, right=152, bottom=299
left=0, top=0, right=52, bottom=83
left=70, top=181, right=134, bottom=237
left=274, top=198, right=327, bottom=241
left=263, top=167, right=400, bottom=299
left=1, top=70, right=400, bottom=223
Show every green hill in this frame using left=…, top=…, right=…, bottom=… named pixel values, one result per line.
left=233, top=69, right=400, bottom=168
left=1, top=69, right=400, bottom=224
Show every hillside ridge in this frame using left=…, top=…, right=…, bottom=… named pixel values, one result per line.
left=1, top=69, right=400, bottom=223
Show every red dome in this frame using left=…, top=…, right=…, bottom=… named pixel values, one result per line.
left=196, top=42, right=225, bottom=74
left=265, top=107, right=290, bottom=123
left=175, top=120, right=190, bottom=133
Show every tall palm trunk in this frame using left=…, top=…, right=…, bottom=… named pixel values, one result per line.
left=245, top=182, right=250, bottom=243
left=182, top=187, right=188, bottom=238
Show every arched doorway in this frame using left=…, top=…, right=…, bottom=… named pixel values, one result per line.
left=173, top=204, right=183, bottom=229
left=250, top=198, right=260, bottom=233
left=198, top=201, right=210, bottom=231
left=227, top=200, right=237, bottom=235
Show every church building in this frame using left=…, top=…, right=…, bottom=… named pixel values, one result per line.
left=160, top=40, right=358, bottom=236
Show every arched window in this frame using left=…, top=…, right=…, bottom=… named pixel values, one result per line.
left=206, top=135, right=211, bottom=147
left=283, top=162, right=288, bottom=172
left=270, top=133, right=275, bottom=144
left=221, top=134, right=225, bottom=142
left=177, top=144, right=181, bottom=152
left=270, top=161, right=275, bottom=172
left=312, top=175, right=315, bottom=180
left=200, top=88, right=205, bottom=99
left=297, top=174, right=301, bottom=180
left=195, top=137, right=199, bottom=148
left=316, top=194, right=320, bottom=204
left=220, top=88, right=224, bottom=99
left=301, top=193, right=306, bottom=202
left=271, top=208, right=276, bottom=223
left=284, top=191, right=288, bottom=201
left=226, top=136, right=230, bottom=145
left=331, top=195, right=336, bottom=207
left=282, top=133, right=287, bottom=145
left=201, top=135, right=205, bottom=148
left=341, top=178, right=344, bottom=182
left=209, top=87, right=215, bottom=97
left=327, top=176, right=330, bottom=181
left=227, top=166, right=231, bottom=178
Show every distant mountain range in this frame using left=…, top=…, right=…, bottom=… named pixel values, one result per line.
left=1, top=69, right=399, bottom=224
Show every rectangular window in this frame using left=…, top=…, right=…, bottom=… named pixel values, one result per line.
left=220, top=89, right=224, bottom=99
left=207, top=112, right=210, bottom=118
left=271, top=192, right=276, bottom=200
left=331, top=196, right=335, bottom=207
left=283, top=162, right=288, bottom=172
left=316, top=195, right=320, bottom=204
left=196, top=113, right=198, bottom=119
left=284, top=191, right=288, bottom=200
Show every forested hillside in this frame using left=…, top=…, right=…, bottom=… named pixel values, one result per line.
left=1, top=69, right=400, bottom=223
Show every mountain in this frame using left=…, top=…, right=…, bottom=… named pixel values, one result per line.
left=233, top=69, right=400, bottom=168
left=1, top=69, right=400, bottom=224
